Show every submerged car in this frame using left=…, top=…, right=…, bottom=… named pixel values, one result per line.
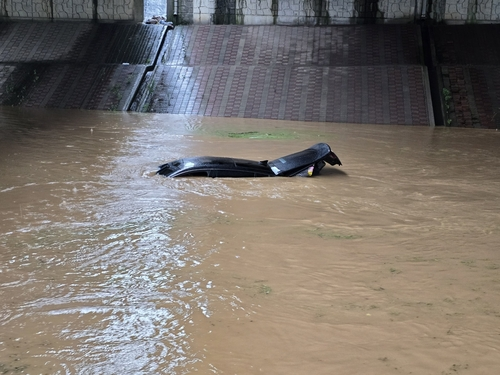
left=157, top=143, right=341, bottom=178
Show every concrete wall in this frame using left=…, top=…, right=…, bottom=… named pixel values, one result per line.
left=184, top=0, right=414, bottom=25
left=1, top=0, right=499, bottom=24
left=442, top=0, right=500, bottom=23
left=0, top=0, right=144, bottom=22
left=175, top=0, right=500, bottom=25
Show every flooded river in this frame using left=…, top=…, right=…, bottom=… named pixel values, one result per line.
left=1, top=107, right=499, bottom=374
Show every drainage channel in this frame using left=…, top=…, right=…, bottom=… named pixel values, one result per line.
left=128, top=24, right=173, bottom=112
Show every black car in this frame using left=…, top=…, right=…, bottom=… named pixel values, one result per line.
left=157, top=143, right=341, bottom=178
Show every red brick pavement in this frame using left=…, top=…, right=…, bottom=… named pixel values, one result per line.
left=145, top=25, right=434, bottom=125
left=430, top=25, right=500, bottom=129
left=440, top=65, right=500, bottom=129
left=2, top=21, right=500, bottom=127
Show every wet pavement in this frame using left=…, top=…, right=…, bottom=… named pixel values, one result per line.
left=141, top=25, right=433, bottom=125
left=0, top=22, right=166, bottom=111
left=1, top=21, right=499, bottom=127
left=428, top=25, right=500, bottom=129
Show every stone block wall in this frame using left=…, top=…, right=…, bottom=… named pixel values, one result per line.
left=1, top=0, right=499, bottom=24
left=442, top=0, right=500, bottom=23
left=177, top=0, right=500, bottom=25
left=0, top=0, right=143, bottom=21
left=187, top=0, right=416, bottom=25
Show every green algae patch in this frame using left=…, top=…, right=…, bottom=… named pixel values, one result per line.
left=200, top=127, right=331, bottom=140
left=213, top=130, right=300, bottom=139
left=259, top=284, right=272, bottom=295
left=306, top=227, right=360, bottom=240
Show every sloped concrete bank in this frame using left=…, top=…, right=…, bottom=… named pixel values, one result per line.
left=0, top=22, right=167, bottom=111
left=423, top=24, right=500, bottom=129
left=1, top=21, right=499, bottom=128
left=135, top=23, right=500, bottom=128
left=133, top=24, right=436, bottom=126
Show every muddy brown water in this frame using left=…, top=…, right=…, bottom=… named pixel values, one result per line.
left=1, top=107, right=499, bottom=374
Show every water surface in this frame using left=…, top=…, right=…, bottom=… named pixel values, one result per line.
left=1, top=107, right=499, bottom=374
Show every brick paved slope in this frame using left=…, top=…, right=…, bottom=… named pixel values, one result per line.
left=428, top=25, right=500, bottom=129
left=2, top=22, right=499, bottom=127
left=0, top=22, right=166, bottom=110
left=138, top=25, right=434, bottom=125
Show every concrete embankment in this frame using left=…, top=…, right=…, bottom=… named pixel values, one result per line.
left=1, top=21, right=499, bottom=128
left=0, top=22, right=166, bottom=111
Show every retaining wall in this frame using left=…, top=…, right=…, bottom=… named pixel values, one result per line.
left=177, top=0, right=500, bottom=25
left=1, top=0, right=499, bottom=24
left=0, top=0, right=144, bottom=22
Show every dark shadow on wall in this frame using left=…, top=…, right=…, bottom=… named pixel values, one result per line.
left=213, top=0, right=236, bottom=24
left=310, top=0, right=330, bottom=25
left=352, top=0, right=383, bottom=24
